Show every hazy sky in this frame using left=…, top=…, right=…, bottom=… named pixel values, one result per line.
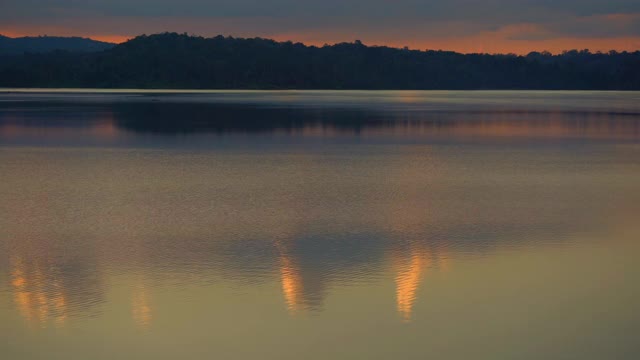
left=2, top=0, right=639, bottom=53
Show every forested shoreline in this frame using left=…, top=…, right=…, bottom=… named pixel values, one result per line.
left=1, top=33, right=638, bottom=89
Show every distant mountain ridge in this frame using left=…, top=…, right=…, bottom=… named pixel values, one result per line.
left=0, top=32, right=638, bottom=89
left=0, top=35, right=115, bottom=54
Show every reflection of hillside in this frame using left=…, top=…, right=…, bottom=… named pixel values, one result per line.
left=3, top=99, right=637, bottom=325
left=110, top=102, right=640, bottom=139
left=2, top=99, right=640, bottom=140
left=273, top=234, right=386, bottom=313
left=103, top=141, right=596, bottom=317
left=112, top=102, right=387, bottom=134
left=2, top=140, right=595, bottom=323
left=0, top=103, right=115, bottom=130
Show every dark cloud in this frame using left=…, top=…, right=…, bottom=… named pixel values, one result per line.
left=3, top=0, right=639, bottom=20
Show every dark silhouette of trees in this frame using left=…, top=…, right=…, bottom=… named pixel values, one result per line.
left=0, top=32, right=638, bottom=89
left=0, top=34, right=114, bottom=54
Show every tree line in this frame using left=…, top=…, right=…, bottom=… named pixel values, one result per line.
left=0, top=32, right=638, bottom=89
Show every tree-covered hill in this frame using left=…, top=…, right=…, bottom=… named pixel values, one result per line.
left=0, top=34, right=115, bottom=55
left=0, top=32, right=638, bottom=89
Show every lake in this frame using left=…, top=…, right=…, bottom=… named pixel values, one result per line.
left=1, top=90, right=639, bottom=359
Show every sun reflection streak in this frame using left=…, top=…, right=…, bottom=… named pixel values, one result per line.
left=393, top=248, right=428, bottom=322
left=275, top=240, right=304, bottom=314
left=279, top=254, right=303, bottom=314
left=132, top=284, right=153, bottom=328
left=10, top=256, right=68, bottom=328
left=393, top=248, right=450, bottom=322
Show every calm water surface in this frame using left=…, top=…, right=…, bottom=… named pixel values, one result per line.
left=1, top=91, right=639, bottom=359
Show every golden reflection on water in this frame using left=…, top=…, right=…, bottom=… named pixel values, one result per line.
left=274, top=238, right=311, bottom=315
left=8, top=252, right=153, bottom=329
left=10, top=256, right=67, bottom=328
left=4, top=143, right=637, bottom=327
left=278, top=252, right=304, bottom=314
left=394, top=249, right=428, bottom=322
left=392, top=248, right=450, bottom=322
left=1, top=93, right=640, bottom=359
left=132, top=284, right=153, bottom=328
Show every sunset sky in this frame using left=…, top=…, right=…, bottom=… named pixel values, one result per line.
left=2, top=0, right=640, bottom=54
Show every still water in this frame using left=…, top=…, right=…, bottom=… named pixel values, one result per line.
left=1, top=91, right=639, bottom=359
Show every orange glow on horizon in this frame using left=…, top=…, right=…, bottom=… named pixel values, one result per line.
left=2, top=26, right=639, bottom=54
left=269, top=34, right=640, bottom=55
left=0, top=29, right=130, bottom=44
left=87, top=35, right=131, bottom=44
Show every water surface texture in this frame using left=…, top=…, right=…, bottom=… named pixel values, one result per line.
left=1, top=91, right=639, bottom=359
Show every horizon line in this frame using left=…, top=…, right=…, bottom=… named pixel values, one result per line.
left=2, top=32, right=639, bottom=56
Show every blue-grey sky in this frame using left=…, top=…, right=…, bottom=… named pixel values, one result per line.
left=1, top=0, right=639, bottom=53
